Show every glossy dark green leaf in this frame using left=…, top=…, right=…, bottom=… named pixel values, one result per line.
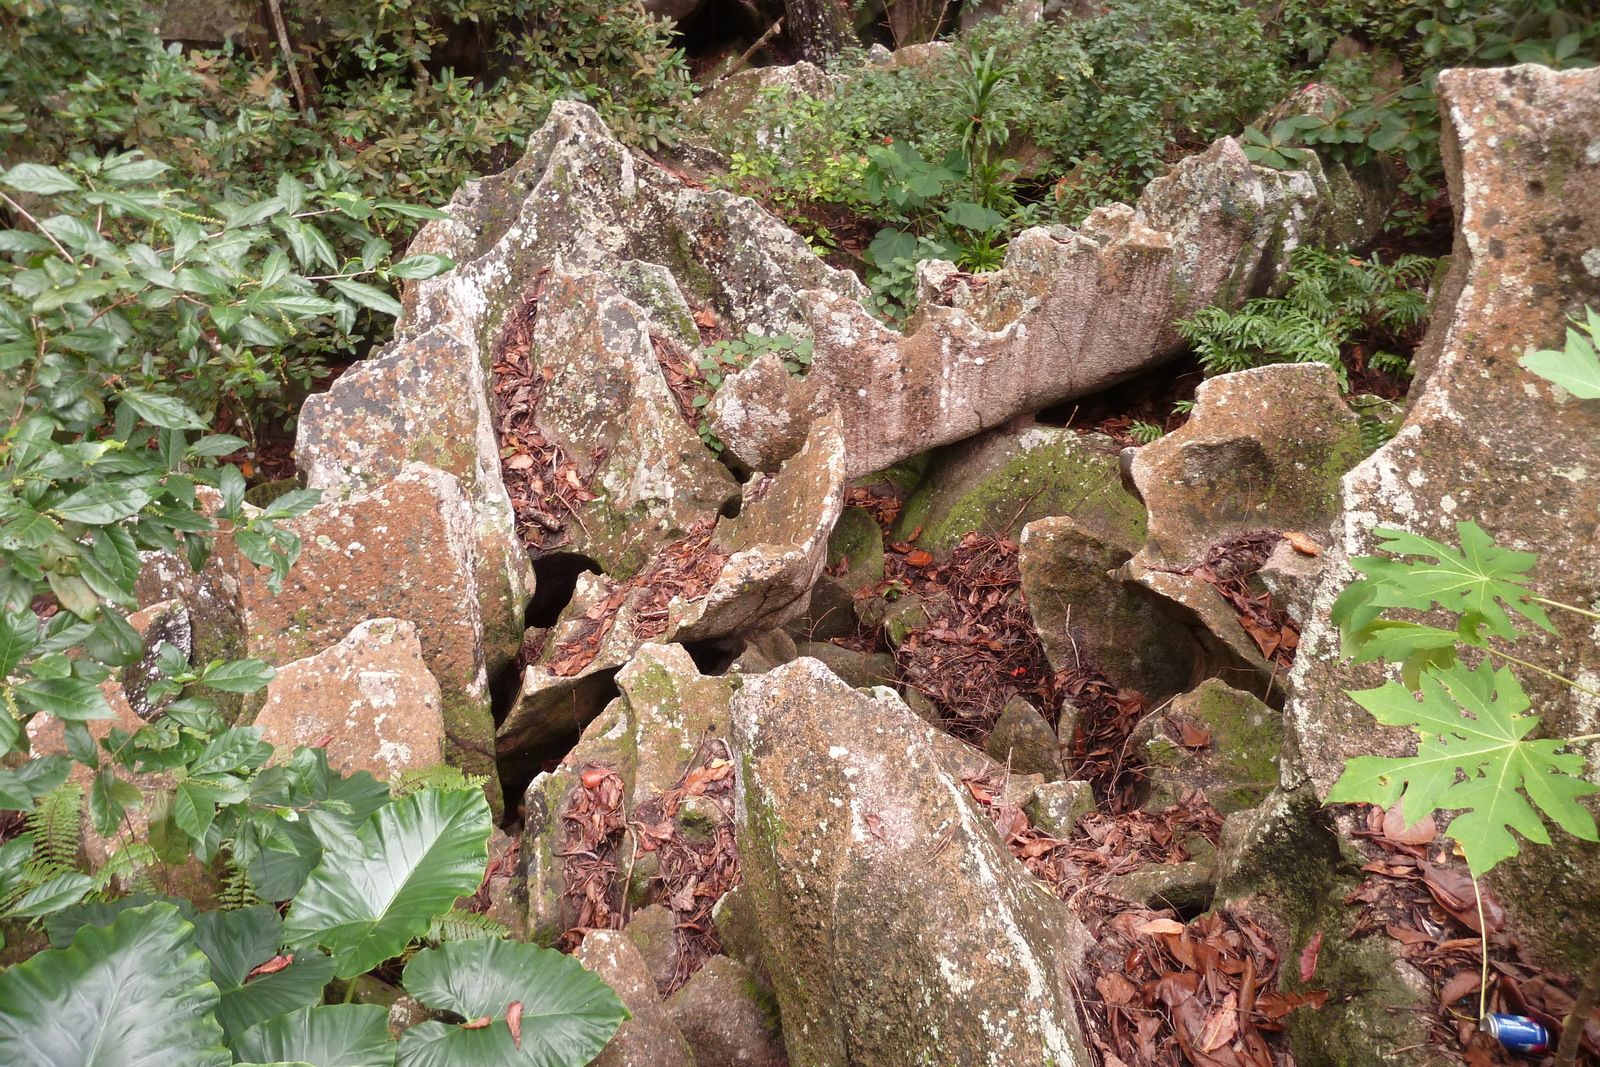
left=0, top=903, right=228, bottom=1067
left=232, top=1004, right=394, bottom=1067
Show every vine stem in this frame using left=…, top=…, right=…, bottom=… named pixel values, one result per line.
left=1534, top=596, right=1600, bottom=623
left=1474, top=874, right=1489, bottom=1021
left=1554, top=950, right=1600, bottom=1067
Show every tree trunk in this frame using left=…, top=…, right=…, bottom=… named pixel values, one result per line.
left=783, top=0, right=854, bottom=64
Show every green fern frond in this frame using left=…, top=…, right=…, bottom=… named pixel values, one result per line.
left=94, top=842, right=158, bottom=896
left=26, top=784, right=83, bottom=877
left=217, top=855, right=263, bottom=910
left=428, top=907, right=510, bottom=943
left=390, top=764, right=491, bottom=799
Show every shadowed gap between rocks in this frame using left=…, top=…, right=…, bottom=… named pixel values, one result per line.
left=500, top=666, right=622, bottom=821
left=527, top=552, right=606, bottom=628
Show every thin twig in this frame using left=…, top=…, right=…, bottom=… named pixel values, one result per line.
left=264, top=0, right=312, bottom=116
left=0, top=190, right=72, bottom=260
left=715, top=17, right=783, bottom=85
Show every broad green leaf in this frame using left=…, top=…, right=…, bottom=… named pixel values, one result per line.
left=1520, top=321, right=1600, bottom=398
left=34, top=278, right=119, bottom=312
left=0, top=604, right=39, bottom=677
left=1328, top=659, right=1598, bottom=875
left=258, top=488, right=322, bottom=521
left=942, top=202, right=1006, bottom=232
left=232, top=1004, right=394, bottom=1067
left=1, top=163, right=80, bottom=195
left=192, top=906, right=337, bottom=1042
left=101, top=157, right=170, bottom=183
left=53, top=482, right=153, bottom=524
left=3, top=871, right=94, bottom=918
left=0, top=902, right=229, bottom=1067
left=373, top=201, right=451, bottom=220
left=328, top=279, right=403, bottom=317
left=45, top=893, right=197, bottom=947
left=196, top=659, right=278, bottom=694
left=188, top=726, right=273, bottom=775
left=13, top=675, right=113, bottom=720
left=398, top=940, right=628, bottom=1067
left=119, top=389, right=209, bottom=430
left=866, top=227, right=917, bottom=267
left=89, top=765, right=143, bottom=835
left=0, top=767, right=34, bottom=810
left=1349, top=521, right=1550, bottom=639
left=283, top=788, right=491, bottom=978
left=389, top=254, right=455, bottom=280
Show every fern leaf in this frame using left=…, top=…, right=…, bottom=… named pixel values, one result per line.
left=26, top=783, right=83, bottom=876
left=428, top=907, right=510, bottom=943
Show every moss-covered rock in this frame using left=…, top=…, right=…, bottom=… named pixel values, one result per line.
left=892, top=424, right=1145, bottom=559
left=1144, top=679, right=1283, bottom=816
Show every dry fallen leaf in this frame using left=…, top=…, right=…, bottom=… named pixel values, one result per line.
left=906, top=550, right=934, bottom=568
left=1136, top=918, right=1187, bottom=936
left=1439, top=969, right=1482, bottom=1007
left=1174, top=720, right=1212, bottom=749
left=580, top=768, right=609, bottom=790
left=462, top=1016, right=492, bottom=1030
left=506, top=1001, right=524, bottom=1048
left=1283, top=531, right=1322, bottom=556
left=506, top=454, right=535, bottom=471
left=1197, top=992, right=1239, bottom=1052
left=246, top=954, right=294, bottom=980
left=1299, top=931, right=1323, bottom=983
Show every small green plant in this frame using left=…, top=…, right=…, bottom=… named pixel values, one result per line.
left=686, top=332, right=814, bottom=452
left=1128, top=420, right=1166, bottom=444
left=1176, top=248, right=1435, bottom=388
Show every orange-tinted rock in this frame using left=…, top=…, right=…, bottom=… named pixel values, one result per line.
left=252, top=618, right=444, bottom=781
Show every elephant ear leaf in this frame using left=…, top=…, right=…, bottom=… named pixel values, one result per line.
left=0, top=901, right=230, bottom=1067
left=282, top=787, right=491, bottom=978
left=397, top=940, right=628, bottom=1067
left=232, top=1004, right=394, bottom=1067
left=191, top=904, right=337, bottom=1042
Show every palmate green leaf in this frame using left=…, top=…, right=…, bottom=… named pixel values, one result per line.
left=1519, top=312, right=1600, bottom=398
left=1327, top=659, right=1598, bottom=876
left=397, top=940, right=628, bottom=1067
left=233, top=1005, right=393, bottom=1067
left=1345, top=521, right=1550, bottom=640
left=191, top=906, right=337, bottom=1042
left=0, top=902, right=230, bottom=1067
left=283, top=788, right=491, bottom=978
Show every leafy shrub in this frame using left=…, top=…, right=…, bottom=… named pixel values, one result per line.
left=687, top=332, right=814, bottom=451
left=1175, top=247, right=1435, bottom=389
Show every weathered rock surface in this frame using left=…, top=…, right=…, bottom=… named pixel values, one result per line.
left=522, top=645, right=737, bottom=944
left=1130, top=363, right=1364, bottom=569
left=252, top=618, right=444, bottom=781
left=985, top=695, right=1065, bottom=781
left=712, top=135, right=1384, bottom=478
left=1287, top=64, right=1600, bottom=971
left=1144, top=679, right=1281, bottom=816
left=666, top=955, right=788, bottom=1067
left=891, top=423, right=1145, bottom=558
left=731, top=658, right=1090, bottom=1066
left=499, top=414, right=846, bottom=771
left=1019, top=514, right=1200, bottom=705
left=134, top=463, right=502, bottom=793
left=573, top=930, right=697, bottom=1067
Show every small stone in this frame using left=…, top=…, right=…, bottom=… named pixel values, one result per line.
left=1105, top=859, right=1216, bottom=915
left=573, top=930, right=695, bottom=1067
left=985, top=695, right=1065, bottom=781
left=625, top=904, right=680, bottom=995
left=666, top=955, right=786, bottom=1067
left=1025, top=780, right=1096, bottom=839
left=1143, top=679, right=1282, bottom=816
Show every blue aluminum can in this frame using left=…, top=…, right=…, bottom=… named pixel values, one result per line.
left=1479, top=1014, right=1550, bottom=1055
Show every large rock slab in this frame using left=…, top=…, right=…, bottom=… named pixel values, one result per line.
left=521, top=645, right=737, bottom=945
left=1130, top=363, right=1364, bottom=569
left=252, top=618, right=444, bottom=781
left=666, top=955, right=787, bottom=1067
left=1286, top=64, right=1600, bottom=971
left=731, top=658, right=1090, bottom=1066
left=136, top=464, right=501, bottom=792
left=498, top=412, right=847, bottom=771
left=711, top=136, right=1384, bottom=479
left=890, top=423, right=1145, bottom=558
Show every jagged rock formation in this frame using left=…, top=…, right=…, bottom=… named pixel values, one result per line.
left=711, top=136, right=1385, bottom=478
left=731, top=659, right=1091, bottom=1066
left=1286, top=63, right=1600, bottom=972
